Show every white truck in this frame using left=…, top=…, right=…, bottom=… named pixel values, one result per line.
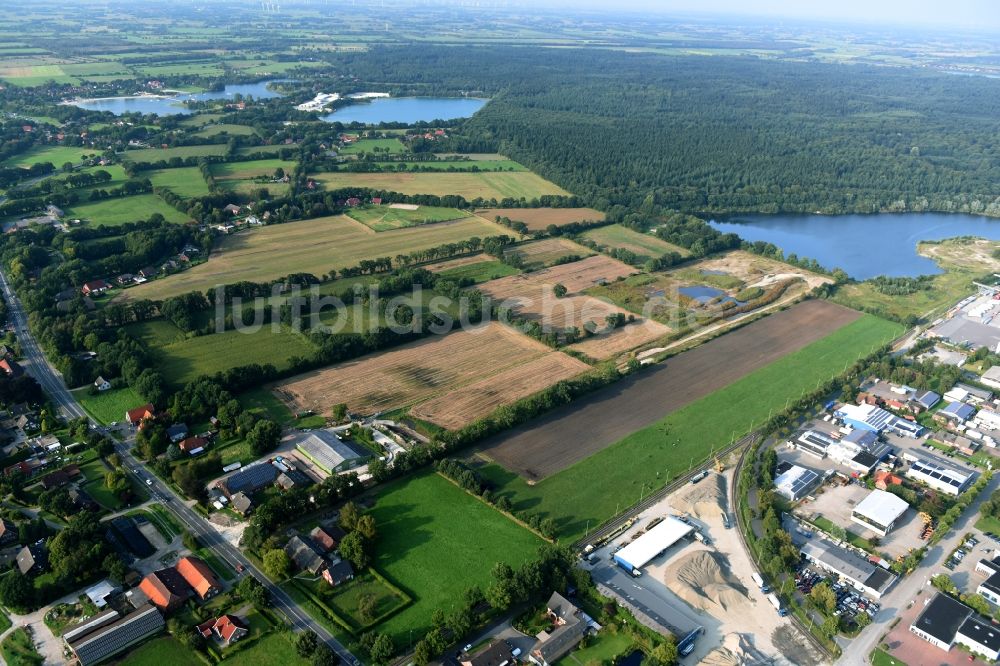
left=751, top=572, right=771, bottom=593
left=767, top=593, right=788, bottom=616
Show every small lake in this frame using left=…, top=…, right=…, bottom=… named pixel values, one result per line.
left=679, top=285, right=728, bottom=303
left=68, top=80, right=285, bottom=116
left=321, top=96, right=488, bottom=124
left=709, top=213, right=1000, bottom=279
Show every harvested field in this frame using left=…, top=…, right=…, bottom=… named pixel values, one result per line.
left=122, top=215, right=503, bottom=301
left=568, top=317, right=670, bottom=359
left=481, top=254, right=637, bottom=299
left=479, top=299, right=862, bottom=480
left=312, top=171, right=568, bottom=200
left=503, top=238, right=594, bottom=269
left=409, top=352, right=590, bottom=429
left=665, top=551, right=750, bottom=613
left=276, top=323, right=553, bottom=417
left=581, top=224, right=691, bottom=261
left=477, top=207, right=605, bottom=232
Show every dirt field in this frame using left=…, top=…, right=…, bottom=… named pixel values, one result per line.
left=121, top=215, right=503, bottom=301
left=478, top=299, right=861, bottom=480
left=276, top=323, right=554, bottom=417
left=684, top=250, right=833, bottom=291
left=422, top=255, right=495, bottom=272
left=503, top=238, right=594, bottom=269
left=409, top=352, right=590, bottom=429
left=479, top=255, right=665, bottom=357
left=477, top=207, right=606, bottom=231
left=312, top=171, right=568, bottom=200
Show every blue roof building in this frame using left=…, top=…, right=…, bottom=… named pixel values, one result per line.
left=913, top=390, right=941, bottom=411
left=938, top=402, right=976, bottom=424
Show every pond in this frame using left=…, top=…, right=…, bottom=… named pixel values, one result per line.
left=678, top=285, right=743, bottom=306
left=66, top=80, right=285, bottom=116
left=321, top=96, right=488, bottom=124
left=709, top=213, right=1000, bottom=280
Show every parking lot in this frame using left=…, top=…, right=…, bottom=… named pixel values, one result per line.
left=793, top=562, right=880, bottom=626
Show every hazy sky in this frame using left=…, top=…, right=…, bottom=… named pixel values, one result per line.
left=548, top=0, right=1000, bottom=30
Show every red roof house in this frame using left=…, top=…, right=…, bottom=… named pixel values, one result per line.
left=196, top=615, right=248, bottom=645
left=125, top=404, right=155, bottom=427
left=175, top=556, right=221, bottom=601
left=81, top=280, right=109, bottom=296
left=178, top=436, right=207, bottom=455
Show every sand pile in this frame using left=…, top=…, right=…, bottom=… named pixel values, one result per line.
left=673, top=472, right=726, bottom=520
left=664, top=550, right=750, bottom=613
left=701, top=634, right=773, bottom=666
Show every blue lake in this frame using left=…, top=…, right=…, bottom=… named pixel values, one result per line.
left=709, top=213, right=1000, bottom=280
left=67, top=80, right=285, bottom=116
left=321, top=96, right=488, bottom=124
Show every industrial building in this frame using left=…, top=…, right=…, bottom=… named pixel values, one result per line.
left=294, top=429, right=370, bottom=475
left=773, top=462, right=823, bottom=502
left=800, top=538, right=897, bottom=599
left=850, top=490, right=909, bottom=536
left=905, top=456, right=974, bottom=496
left=65, top=604, right=164, bottom=666
left=910, top=592, right=1000, bottom=661
left=613, top=516, right=694, bottom=572
left=793, top=430, right=837, bottom=459
left=825, top=428, right=891, bottom=475
left=982, top=366, right=1000, bottom=391
left=935, top=401, right=976, bottom=427
left=835, top=403, right=923, bottom=439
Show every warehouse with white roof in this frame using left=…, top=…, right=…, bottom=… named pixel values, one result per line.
left=851, top=489, right=909, bottom=536
left=613, top=516, right=694, bottom=572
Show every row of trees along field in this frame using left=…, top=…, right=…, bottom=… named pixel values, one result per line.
left=329, top=45, right=1000, bottom=216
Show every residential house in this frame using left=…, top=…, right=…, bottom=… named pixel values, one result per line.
left=196, top=615, right=248, bottom=646
left=40, top=463, right=80, bottom=490
left=94, top=376, right=112, bottom=391
left=322, top=558, right=354, bottom=586
left=115, top=274, right=134, bottom=286
left=0, top=358, right=23, bottom=378
left=166, top=423, right=188, bottom=443
left=175, top=556, right=222, bottom=601
left=215, top=223, right=236, bottom=234
left=285, top=535, right=326, bottom=575
left=0, top=518, right=16, bottom=546
left=529, top=592, right=589, bottom=666
left=178, top=436, right=207, bottom=455
left=65, top=604, right=164, bottom=666
left=370, top=197, right=382, bottom=205
left=125, top=404, right=155, bottom=428
left=81, top=280, right=109, bottom=296
left=16, top=544, right=47, bottom=576
left=139, top=567, right=192, bottom=611
left=461, top=641, right=516, bottom=666
left=15, top=413, right=39, bottom=431
left=910, top=592, right=1000, bottom=660
left=246, top=215, right=262, bottom=226
left=223, top=204, right=242, bottom=216
left=310, top=526, right=338, bottom=552
left=934, top=402, right=976, bottom=428
left=138, top=266, right=158, bottom=279
left=69, top=487, right=99, bottom=512
left=873, top=470, right=904, bottom=491
left=345, top=197, right=361, bottom=207
left=230, top=491, right=253, bottom=516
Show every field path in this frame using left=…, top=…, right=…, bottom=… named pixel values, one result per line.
left=478, top=299, right=860, bottom=480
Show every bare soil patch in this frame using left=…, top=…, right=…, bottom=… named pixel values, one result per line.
left=276, top=323, right=552, bottom=417
left=664, top=550, right=750, bottom=614
left=478, top=300, right=861, bottom=480
left=687, top=250, right=833, bottom=291
left=409, top=352, right=590, bottom=429
left=477, top=207, right=605, bottom=231
left=503, top=238, right=594, bottom=269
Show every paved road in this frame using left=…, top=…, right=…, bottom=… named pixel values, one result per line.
left=838, top=473, right=1000, bottom=664
left=0, top=268, right=361, bottom=664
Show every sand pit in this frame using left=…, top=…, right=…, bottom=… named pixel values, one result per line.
left=701, top=634, right=774, bottom=666
left=672, top=473, right=727, bottom=520
left=664, top=551, right=750, bottom=614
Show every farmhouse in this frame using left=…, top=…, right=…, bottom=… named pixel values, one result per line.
left=176, top=556, right=221, bottom=601
left=285, top=535, right=326, bottom=575
left=773, top=462, right=823, bottom=502
left=529, top=592, right=591, bottom=666
left=310, top=525, right=343, bottom=552
left=905, top=455, right=974, bottom=496
left=216, top=461, right=278, bottom=498
left=230, top=491, right=253, bottom=516
left=65, top=604, right=164, bottom=666
left=178, top=436, right=207, bottom=455
left=139, top=567, right=191, bottom=611
left=17, top=544, right=47, bottom=576
left=613, top=516, right=693, bottom=571
left=322, top=558, right=355, bottom=586
left=850, top=489, right=909, bottom=536
left=800, top=537, right=897, bottom=599
left=294, top=429, right=369, bottom=475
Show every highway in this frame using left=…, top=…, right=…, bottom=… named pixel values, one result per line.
left=0, top=268, right=360, bottom=664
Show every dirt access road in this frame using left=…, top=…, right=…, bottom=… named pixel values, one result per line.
left=478, top=299, right=860, bottom=481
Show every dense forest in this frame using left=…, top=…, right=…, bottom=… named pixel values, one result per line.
left=334, top=46, right=1000, bottom=216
